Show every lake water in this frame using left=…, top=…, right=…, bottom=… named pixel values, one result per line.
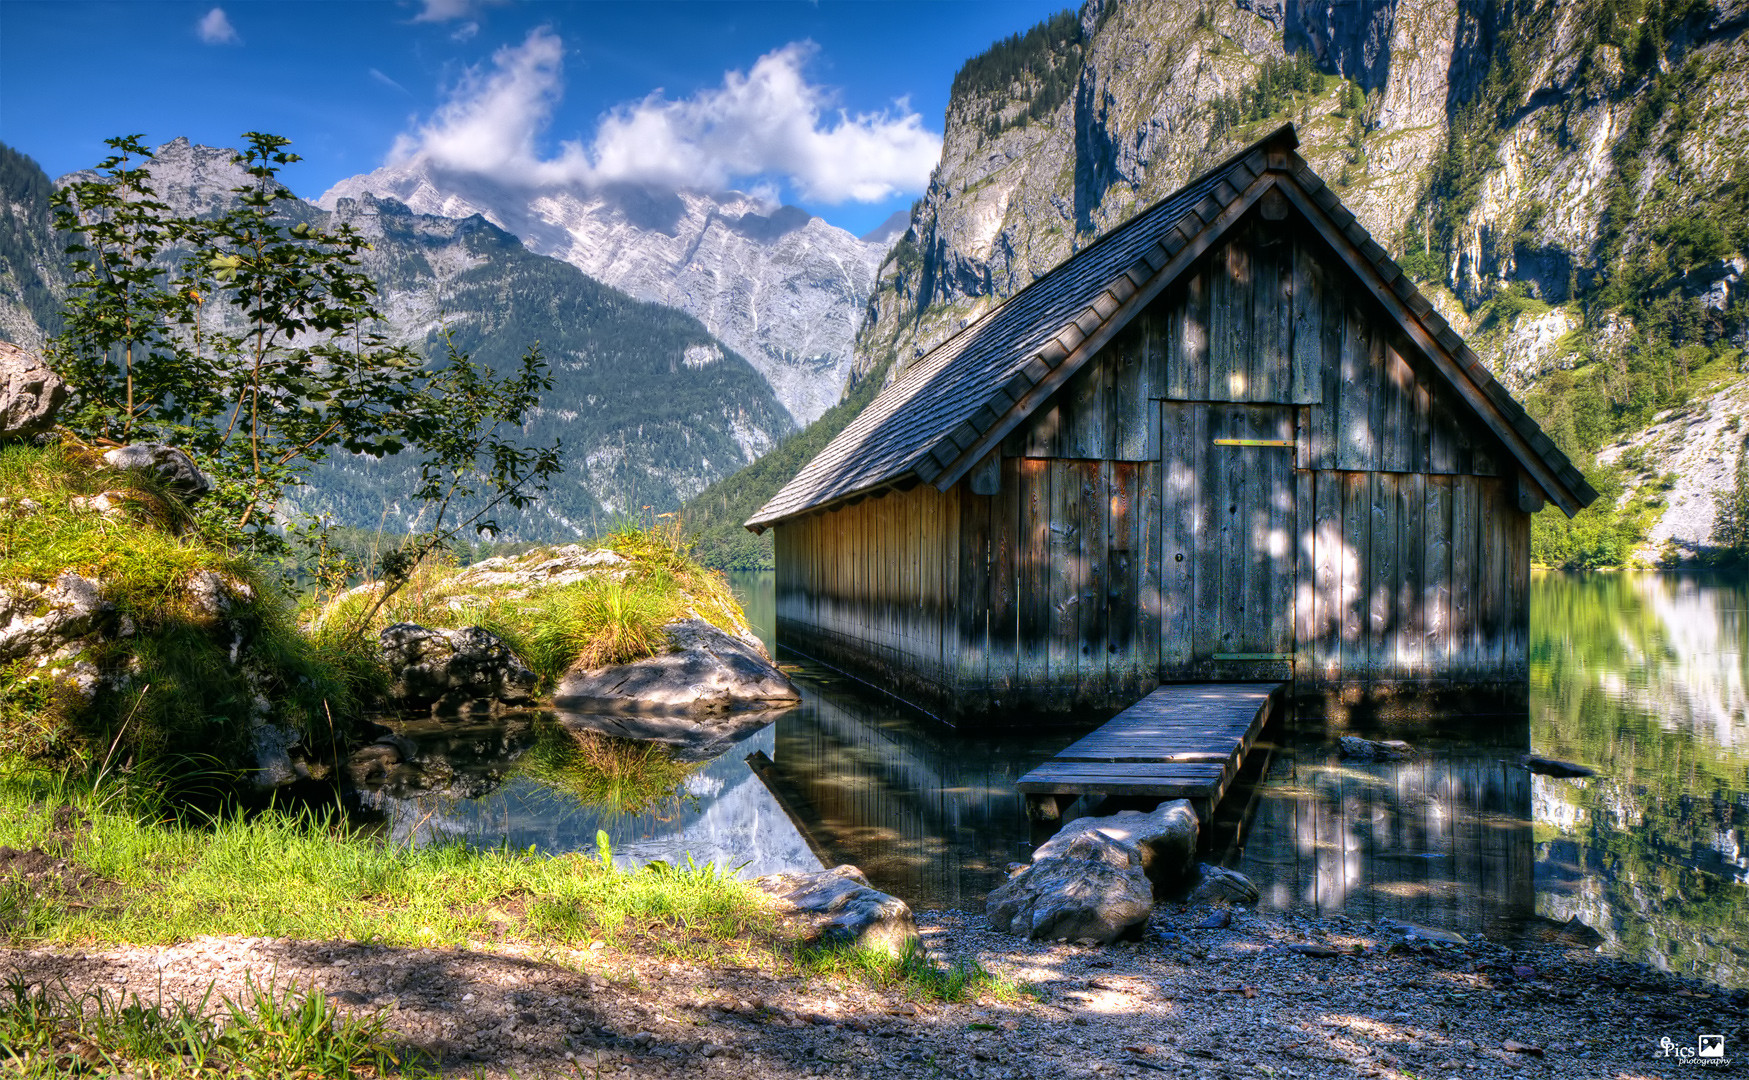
left=353, top=570, right=1749, bottom=988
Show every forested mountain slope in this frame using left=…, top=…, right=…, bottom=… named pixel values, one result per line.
left=0, top=138, right=794, bottom=538
left=853, top=0, right=1749, bottom=566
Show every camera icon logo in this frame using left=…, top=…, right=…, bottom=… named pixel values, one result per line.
left=1699, top=1035, right=1725, bottom=1059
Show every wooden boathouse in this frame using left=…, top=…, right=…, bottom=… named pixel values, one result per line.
left=746, top=124, right=1596, bottom=724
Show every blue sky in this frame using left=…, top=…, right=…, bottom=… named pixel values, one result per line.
left=0, top=1, right=1070, bottom=236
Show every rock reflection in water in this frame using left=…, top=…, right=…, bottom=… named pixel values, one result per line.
left=350, top=714, right=822, bottom=880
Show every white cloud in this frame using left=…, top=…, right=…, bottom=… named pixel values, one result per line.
left=370, top=68, right=410, bottom=94
left=412, top=0, right=504, bottom=24
left=390, top=28, right=940, bottom=204
left=450, top=21, right=480, bottom=42
left=196, top=7, right=239, bottom=45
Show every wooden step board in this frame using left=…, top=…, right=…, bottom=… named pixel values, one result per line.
left=1018, top=682, right=1287, bottom=825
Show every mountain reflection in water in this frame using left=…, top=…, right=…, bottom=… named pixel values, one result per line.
left=351, top=570, right=1749, bottom=989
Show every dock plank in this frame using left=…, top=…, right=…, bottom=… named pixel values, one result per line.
left=1017, top=681, right=1285, bottom=824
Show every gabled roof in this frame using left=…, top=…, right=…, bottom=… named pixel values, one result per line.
left=746, top=125, right=1596, bottom=532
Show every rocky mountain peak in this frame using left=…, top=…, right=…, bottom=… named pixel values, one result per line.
left=321, top=157, right=895, bottom=426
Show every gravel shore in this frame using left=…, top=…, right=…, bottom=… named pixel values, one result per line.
left=4, top=905, right=1744, bottom=1079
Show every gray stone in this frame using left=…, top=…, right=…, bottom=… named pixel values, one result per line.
left=1033, top=800, right=1199, bottom=895
left=452, top=545, right=626, bottom=595
left=755, top=865, right=920, bottom=958
left=185, top=570, right=254, bottom=620
left=986, top=831, right=1153, bottom=944
left=554, top=617, right=799, bottom=715
left=101, top=444, right=212, bottom=502
left=1181, top=863, right=1260, bottom=906
left=0, top=572, right=111, bottom=664
left=1339, top=736, right=1415, bottom=760
left=380, top=624, right=538, bottom=709
left=0, top=341, right=66, bottom=440
left=1383, top=918, right=1468, bottom=946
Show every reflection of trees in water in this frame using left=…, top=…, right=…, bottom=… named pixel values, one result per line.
left=1532, top=573, right=1749, bottom=750
left=1530, top=571, right=1749, bottom=987
left=1238, top=746, right=1535, bottom=934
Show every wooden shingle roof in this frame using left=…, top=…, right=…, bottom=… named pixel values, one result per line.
left=746, top=124, right=1596, bottom=531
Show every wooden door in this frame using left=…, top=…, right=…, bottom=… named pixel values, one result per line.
left=1160, top=402, right=1297, bottom=682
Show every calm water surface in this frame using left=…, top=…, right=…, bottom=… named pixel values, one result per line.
left=355, top=570, right=1749, bottom=987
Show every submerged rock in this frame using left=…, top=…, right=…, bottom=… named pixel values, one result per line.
left=986, top=830, right=1153, bottom=944
left=1033, top=799, right=1199, bottom=896
left=0, top=342, right=66, bottom=441
left=554, top=618, right=799, bottom=715
left=1179, top=862, right=1260, bottom=906
left=1520, top=755, right=1596, bottom=778
left=1339, top=736, right=1416, bottom=760
left=380, top=624, right=539, bottom=712
left=756, top=864, right=919, bottom=958
left=100, top=443, right=212, bottom=502
left=554, top=707, right=790, bottom=763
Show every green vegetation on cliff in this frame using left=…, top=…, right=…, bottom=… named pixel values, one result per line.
left=951, top=10, right=1086, bottom=140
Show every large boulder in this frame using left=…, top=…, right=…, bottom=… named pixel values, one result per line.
left=554, top=617, right=799, bottom=714
left=756, top=864, right=919, bottom=958
left=1033, top=800, right=1199, bottom=896
left=100, top=444, right=212, bottom=502
left=986, top=830, right=1154, bottom=944
left=0, top=342, right=66, bottom=441
left=380, top=624, right=538, bottom=711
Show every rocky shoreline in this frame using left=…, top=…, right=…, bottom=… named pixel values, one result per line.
left=3, top=904, right=1741, bottom=1079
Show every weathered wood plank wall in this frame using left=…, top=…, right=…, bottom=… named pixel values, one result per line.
left=774, top=211, right=1534, bottom=721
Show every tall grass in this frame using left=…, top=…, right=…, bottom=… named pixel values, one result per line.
left=0, top=768, right=771, bottom=955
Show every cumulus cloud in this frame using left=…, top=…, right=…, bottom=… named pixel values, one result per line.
left=390, top=28, right=940, bottom=204
left=196, top=7, right=239, bottom=45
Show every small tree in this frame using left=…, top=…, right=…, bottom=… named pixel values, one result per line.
left=1715, top=438, right=1749, bottom=566
left=50, top=133, right=561, bottom=563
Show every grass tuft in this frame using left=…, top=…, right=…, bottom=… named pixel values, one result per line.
left=796, top=941, right=1033, bottom=1004
left=0, top=974, right=430, bottom=1078
left=0, top=443, right=372, bottom=784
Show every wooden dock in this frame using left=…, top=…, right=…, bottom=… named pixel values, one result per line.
left=1017, top=682, right=1287, bottom=828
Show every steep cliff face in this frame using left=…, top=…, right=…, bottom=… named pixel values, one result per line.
left=857, top=0, right=1749, bottom=562
left=859, top=0, right=1463, bottom=375
left=320, top=162, right=891, bottom=426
